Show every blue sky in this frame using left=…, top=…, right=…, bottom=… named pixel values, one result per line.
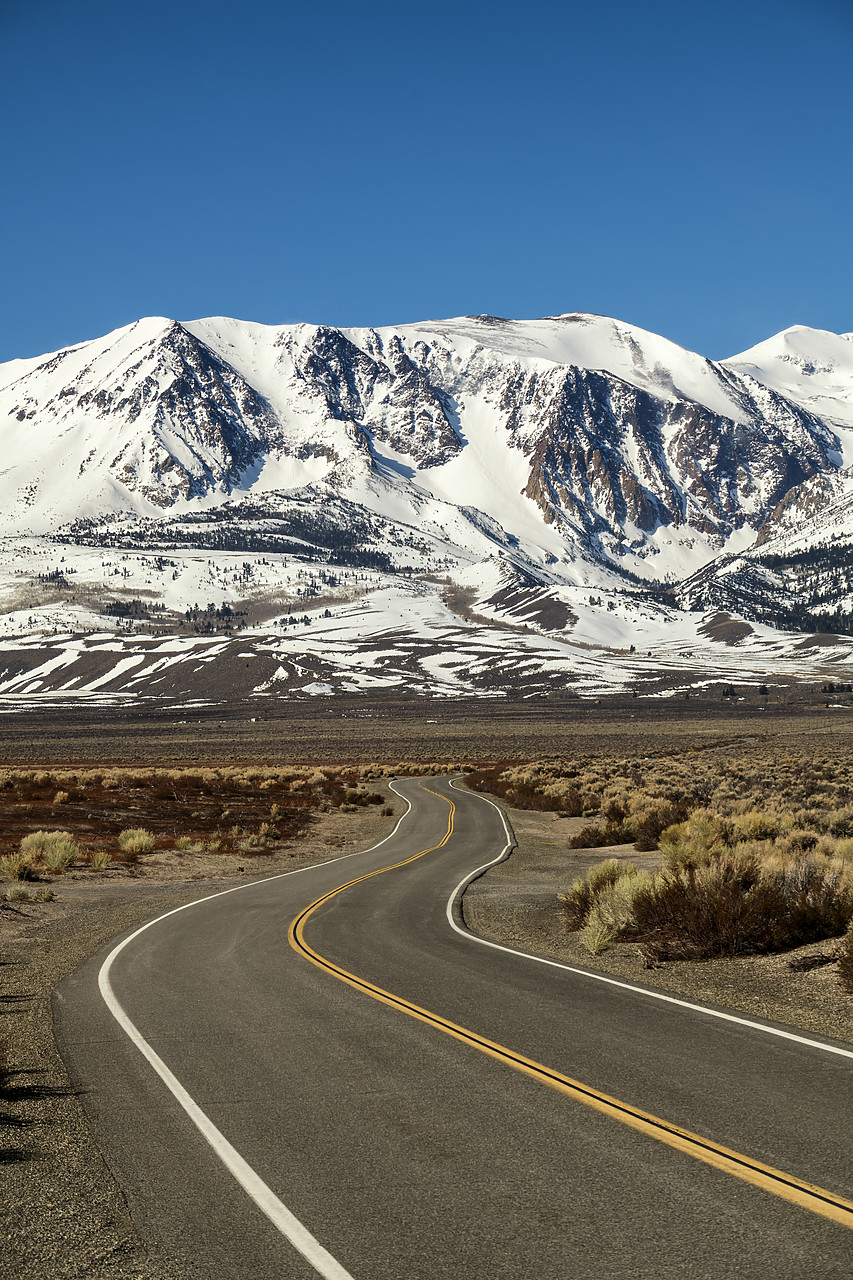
left=2, top=0, right=851, bottom=362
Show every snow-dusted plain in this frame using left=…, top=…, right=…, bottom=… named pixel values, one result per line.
left=1, top=312, right=852, bottom=707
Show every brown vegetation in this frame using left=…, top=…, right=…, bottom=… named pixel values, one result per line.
left=0, top=765, right=409, bottom=879
left=468, top=747, right=853, bottom=989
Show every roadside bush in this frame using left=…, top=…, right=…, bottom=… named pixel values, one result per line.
left=562, top=851, right=853, bottom=962
left=87, top=850, right=112, bottom=871
left=578, top=918, right=618, bottom=955
left=559, top=859, right=636, bottom=930
left=568, top=821, right=635, bottom=850
left=118, top=829, right=155, bottom=855
left=632, top=854, right=852, bottom=962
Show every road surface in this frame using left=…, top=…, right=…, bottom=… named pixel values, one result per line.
left=55, top=777, right=853, bottom=1278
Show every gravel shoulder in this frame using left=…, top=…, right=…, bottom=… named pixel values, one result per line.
left=462, top=802, right=853, bottom=1047
left=0, top=806, right=392, bottom=1280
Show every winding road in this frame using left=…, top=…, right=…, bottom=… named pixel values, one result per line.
left=55, top=778, right=853, bottom=1279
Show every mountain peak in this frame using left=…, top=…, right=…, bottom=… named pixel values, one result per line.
left=724, top=324, right=853, bottom=430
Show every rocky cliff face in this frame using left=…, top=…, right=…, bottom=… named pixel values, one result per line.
left=279, top=325, right=462, bottom=468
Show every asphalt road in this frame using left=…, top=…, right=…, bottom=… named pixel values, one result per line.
left=55, top=778, right=853, bottom=1279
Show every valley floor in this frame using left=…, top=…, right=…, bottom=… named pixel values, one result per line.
left=2, top=695, right=853, bottom=767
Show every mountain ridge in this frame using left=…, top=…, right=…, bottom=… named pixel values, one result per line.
left=1, top=310, right=852, bottom=704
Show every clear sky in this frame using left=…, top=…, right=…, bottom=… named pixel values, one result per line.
left=2, top=0, right=851, bottom=363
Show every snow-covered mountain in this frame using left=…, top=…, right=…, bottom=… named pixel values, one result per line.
left=1, top=312, right=853, bottom=703
left=1, top=312, right=846, bottom=564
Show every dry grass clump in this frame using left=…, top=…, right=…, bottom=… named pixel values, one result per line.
left=1, top=831, right=79, bottom=878
left=117, top=828, right=155, bottom=855
left=5, top=883, right=34, bottom=901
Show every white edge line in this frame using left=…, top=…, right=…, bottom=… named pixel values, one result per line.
left=446, top=780, right=853, bottom=1061
left=96, top=784, right=414, bottom=1280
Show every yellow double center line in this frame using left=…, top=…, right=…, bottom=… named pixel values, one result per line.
left=288, top=787, right=853, bottom=1231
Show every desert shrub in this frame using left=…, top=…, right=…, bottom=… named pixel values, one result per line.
left=731, top=811, right=781, bottom=843
left=578, top=918, right=618, bottom=955
left=658, top=811, right=733, bottom=869
left=792, top=808, right=828, bottom=833
left=568, top=820, right=635, bottom=849
left=586, top=859, right=629, bottom=893
left=601, top=796, right=629, bottom=823
left=118, top=829, right=155, bottom=855
left=562, top=845, right=853, bottom=964
left=826, top=808, right=853, bottom=838
left=20, top=831, right=78, bottom=871
left=631, top=800, right=688, bottom=851
left=53, top=790, right=69, bottom=805
left=584, top=872, right=652, bottom=934
left=559, top=859, right=637, bottom=930
left=88, top=850, right=112, bottom=870
left=42, top=844, right=79, bottom=872
left=381, top=806, right=395, bottom=817
left=34, top=887, right=57, bottom=902
left=559, top=877, right=592, bottom=930
left=780, top=829, right=820, bottom=854
left=175, top=836, right=195, bottom=850
left=631, top=854, right=852, bottom=962
left=834, top=838, right=853, bottom=862
left=0, top=852, right=38, bottom=881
